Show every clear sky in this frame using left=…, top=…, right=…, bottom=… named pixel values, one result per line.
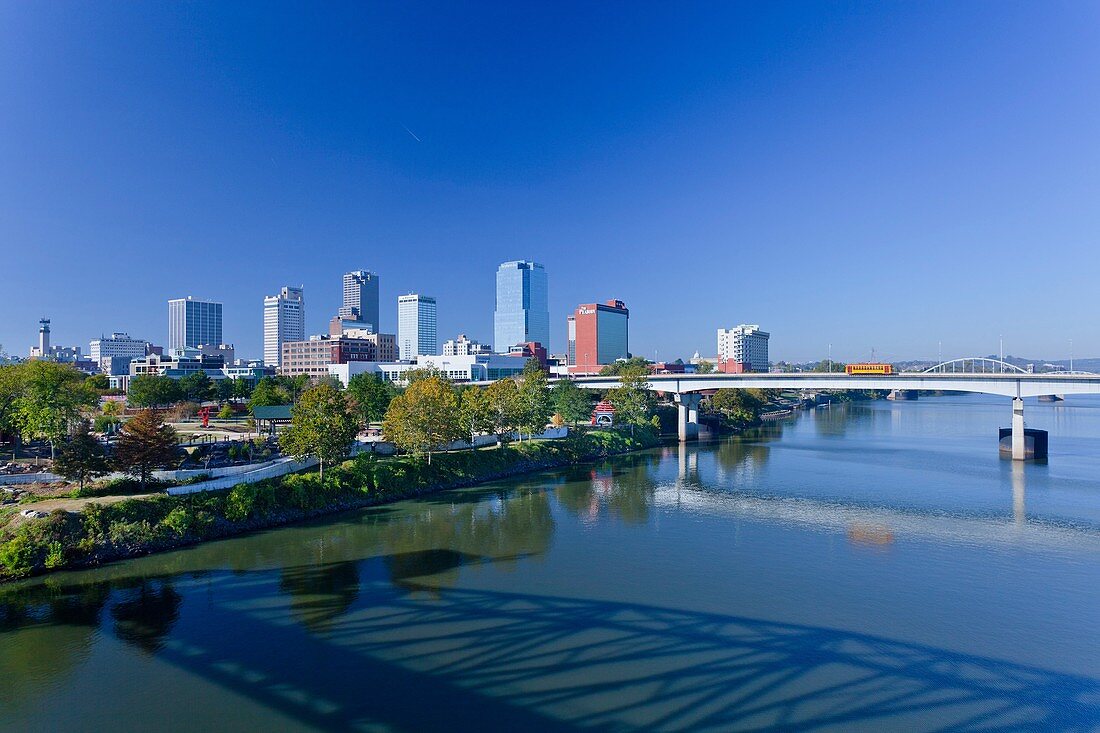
left=2, top=1, right=1099, bottom=364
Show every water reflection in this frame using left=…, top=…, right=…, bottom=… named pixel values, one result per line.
left=110, top=578, right=182, bottom=653
left=555, top=457, right=659, bottom=524
left=279, top=561, right=361, bottom=631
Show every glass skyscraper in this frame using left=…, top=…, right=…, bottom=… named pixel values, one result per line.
left=493, top=261, right=549, bottom=352
left=168, top=297, right=222, bottom=350
left=339, top=270, right=380, bottom=332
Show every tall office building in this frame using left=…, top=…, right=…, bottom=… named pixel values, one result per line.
left=493, top=261, right=549, bottom=352
left=339, top=270, right=380, bottom=332
left=717, top=324, right=770, bottom=372
left=566, top=300, right=629, bottom=374
left=397, top=294, right=438, bottom=360
left=89, top=333, right=148, bottom=362
left=168, top=297, right=222, bottom=350
left=263, top=286, right=305, bottom=367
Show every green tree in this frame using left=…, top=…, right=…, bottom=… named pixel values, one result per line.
left=710, top=389, right=763, bottom=425
left=483, top=378, right=523, bottom=447
left=813, top=359, right=846, bottom=373
left=551, top=379, right=592, bottom=426
left=518, top=360, right=552, bottom=439
left=346, top=373, right=397, bottom=426
left=279, top=383, right=358, bottom=480
left=217, top=404, right=234, bottom=420
left=113, top=409, right=180, bottom=489
left=695, top=360, right=716, bottom=374
left=13, top=361, right=97, bottom=458
left=459, top=386, right=493, bottom=442
left=382, top=376, right=463, bottom=463
left=599, top=357, right=652, bottom=376
left=232, top=377, right=253, bottom=399
left=215, top=378, right=236, bottom=403
left=127, top=374, right=184, bottom=408
left=53, top=420, right=110, bottom=490
left=178, top=370, right=215, bottom=402
left=607, top=365, right=655, bottom=427
left=248, top=377, right=290, bottom=410
left=85, top=373, right=109, bottom=391
left=0, top=364, right=25, bottom=440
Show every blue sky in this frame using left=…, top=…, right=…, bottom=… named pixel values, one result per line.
left=2, top=1, right=1099, bottom=363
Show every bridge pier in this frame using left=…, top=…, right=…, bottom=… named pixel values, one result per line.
left=1012, top=397, right=1025, bottom=461
left=676, top=393, right=701, bottom=442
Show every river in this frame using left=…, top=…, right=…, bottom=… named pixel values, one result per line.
left=2, top=394, right=1100, bottom=731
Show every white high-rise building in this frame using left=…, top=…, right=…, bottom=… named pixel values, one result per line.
left=264, top=286, right=305, bottom=368
left=397, top=294, right=438, bottom=360
left=717, top=324, right=770, bottom=372
left=89, top=333, right=148, bottom=362
left=168, top=297, right=222, bottom=351
left=339, top=270, right=380, bottom=332
left=442, top=334, right=492, bottom=357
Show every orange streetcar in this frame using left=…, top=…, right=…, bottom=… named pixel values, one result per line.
left=845, top=363, right=893, bottom=375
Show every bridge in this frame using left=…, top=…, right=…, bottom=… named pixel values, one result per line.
left=562, top=359, right=1100, bottom=460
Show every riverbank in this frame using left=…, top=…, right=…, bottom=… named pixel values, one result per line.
left=0, top=428, right=661, bottom=581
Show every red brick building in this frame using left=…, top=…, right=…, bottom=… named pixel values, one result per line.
left=279, top=334, right=397, bottom=379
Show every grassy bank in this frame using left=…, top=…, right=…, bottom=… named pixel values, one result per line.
left=0, top=429, right=660, bottom=581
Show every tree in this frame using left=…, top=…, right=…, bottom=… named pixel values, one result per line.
left=232, top=377, right=253, bottom=399
left=696, top=360, right=716, bottom=375
left=382, top=376, right=463, bottom=463
left=607, top=364, right=655, bottom=427
left=127, top=374, right=183, bottom=408
left=13, top=361, right=97, bottom=458
left=599, top=357, right=652, bottom=376
left=215, top=378, right=236, bottom=403
left=346, top=373, right=397, bottom=426
left=178, top=370, right=215, bottom=402
left=248, top=377, right=290, bottom=410
left=483, top=378, right=523, bottom=447
left=459, top=386, right=493, bottom=442
left=217, top=404, right=234, bottom=419
left=53, top=420, right=110, bottom=490
left=551, top=379, right=592, bottom=426
left=85, top=373, right=110, bottom=391
left=813, top=359, right=846, bottom=373
left=710, top=389, right=763, bottom=425
left=0, top=364, right=25, bottom=439
left=113, top=409, right=180, bottom=489
left=279, top=383, right=358, bottom=480
left=517, top=360, right=552, bottom=439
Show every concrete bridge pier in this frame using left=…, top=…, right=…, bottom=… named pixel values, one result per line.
left=676, top=393, right=701, bottom=442
left=1012, top=397, right=1026, bottom=461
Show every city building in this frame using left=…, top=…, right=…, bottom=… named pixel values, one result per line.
left=506, top=341, right=549, bottom=369
left=442, top=334, right=493, bottom=357
left=196, top=343, right=236, bottom=363
left=129, top=348, right=227, bottom=380
left=263, top=286, right=305, bottom=368
left=341, top=328, right=397, bottom=362
left=329, top=353, right=527, bottom=387
left=717, top=324, right=770, bottom=372
left=397, top=294, right=438, bottom=360
left=329, top=316, right=374, bottom=336
left=339, top=270, right=380, bottom=332
left=89, top=332, right=148, bottom=363
left=168, top=297, right=223, bottom=350
left=279, top=334, right=397, bottom=379
left=28, top=318, right=82, bottom=362
left=566, top=300, right=629, bottom=374
left=494, top=260, right=549, bottom=351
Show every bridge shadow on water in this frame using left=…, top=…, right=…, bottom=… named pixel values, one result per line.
left=148, top=561, right=1100, bottom=732
left=3, top=554, right=1100, bottom=731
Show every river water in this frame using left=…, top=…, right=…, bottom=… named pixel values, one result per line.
left=3, top=394, right=1100, bottom=731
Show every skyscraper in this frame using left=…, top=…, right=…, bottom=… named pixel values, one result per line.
left=339, top=270, right=380, bottom=332
left=567, top=300, right=629, bottom=374
left=263, top=286, right=305, bottom=367
left=168, top=297, right=222, bottom=350
left=493, top=260, right=549, bottom=352
left=397, top=294, right=438, bottom=360
left=717, top=324, right=770, bottom=372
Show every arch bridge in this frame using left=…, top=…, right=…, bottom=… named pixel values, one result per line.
left=562, top=366, right=1100, bottom=460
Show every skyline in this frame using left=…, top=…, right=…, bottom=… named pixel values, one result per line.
left=4, top=2, right=1100, bottom=361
